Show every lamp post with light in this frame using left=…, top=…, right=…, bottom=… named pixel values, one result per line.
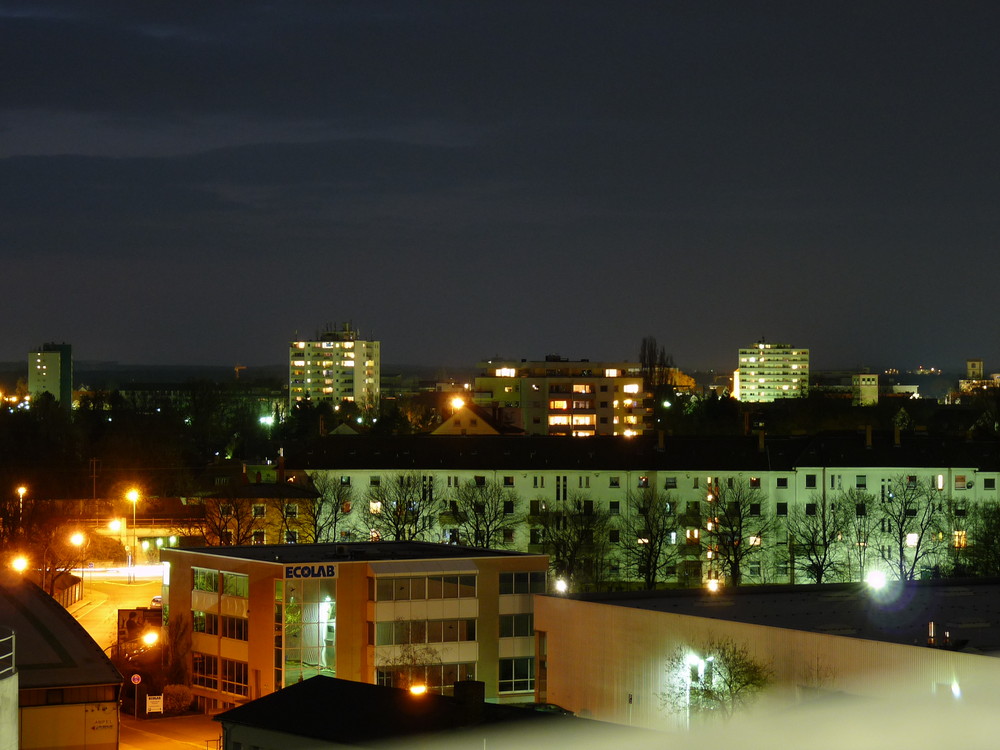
left=126, top=488, right=140, bottom=582
left=70, top=532, right=87, bottom=596
left=16, top=486, right=26, bottom=529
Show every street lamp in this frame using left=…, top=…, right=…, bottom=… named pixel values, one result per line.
left=16, top=486, right=26, bottom=527
left=126, top=488, right=140, bottom=581
left=70, top=532, right=86, bottom=596
left=11, top=556, right=27, bottom=573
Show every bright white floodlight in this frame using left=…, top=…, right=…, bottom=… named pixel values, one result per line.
left=865, top=570, right=887, bottom=590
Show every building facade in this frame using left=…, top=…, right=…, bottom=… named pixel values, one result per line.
left=473, top=356, right=651, bottom=436
left=733, top=340, right=809, bottom=402
left=288, top=433, right=1000, bottom=589
left=533, top=582, right=1000, bottom=732
left=160, top=542, right=547, bottom=712
left=289, top=324, right=380, bottom=410
left=28, top=342, right=73, bottom=408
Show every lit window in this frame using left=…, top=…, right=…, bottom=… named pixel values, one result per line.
left=749, top=535, right=761, bottom=546
left=623, top=384, right=640, bottom=394
left=906, top=533, right=919, bottom=548
left=548, top=415, right=569, bottom=425
left=496, top=368, right=516, bottom=377
left=953, top=530, right=967, bottom=548
left=549, top=400, right=569, bottom=410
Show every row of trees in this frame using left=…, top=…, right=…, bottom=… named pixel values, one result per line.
left=186, top=472, right=994, bottom=591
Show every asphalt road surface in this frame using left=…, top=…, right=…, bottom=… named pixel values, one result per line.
left=71, top=566, right=163, bottom=651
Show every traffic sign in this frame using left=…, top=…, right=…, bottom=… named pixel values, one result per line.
left=131, top=674, right=142, bottom=685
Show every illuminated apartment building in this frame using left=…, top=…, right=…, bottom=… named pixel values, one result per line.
left=733, top=340, right=809, bottom=402
left=28, top=341, right=73, bottom=409
left=473, top=356, right=650, bottom=436
left=289, top=324, right=380, bottom=409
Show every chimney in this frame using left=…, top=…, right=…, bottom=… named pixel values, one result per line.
left=865, top=425, right=872, bottom=449
left=757, top=429, right=766, bottom=453
left=657, top=429, right=665, bottom=452
left=241, top=463, right=250, bottom=484
left=453, top=680, right=485, bottom=725
left=277, top=447, right=286, bottom=483
left=743, top=411, right=751, bottom=436
left=893, top=425, right=901, bottom=447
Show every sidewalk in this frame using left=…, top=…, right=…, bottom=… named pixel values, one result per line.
left=65, top=589, right=108, bottom=618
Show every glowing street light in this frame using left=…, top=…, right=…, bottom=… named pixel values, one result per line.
left=408, top=684, right=427, bottom=696
left=11, top=556, right=27, bottom=573
left=554, top=578, right=568, bottom=594
left=126, top=488, right=140, bottom=580
left=16, top=485, right=26, bottom=525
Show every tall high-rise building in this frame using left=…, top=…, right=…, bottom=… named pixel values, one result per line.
left=733, top=340, right=809, bottom=402
left=28, top=342, right=73, bottom=408
left=289, top=324, right=380, bottom=409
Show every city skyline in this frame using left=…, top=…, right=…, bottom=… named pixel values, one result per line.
left=2, top=2, right=999, bottom=371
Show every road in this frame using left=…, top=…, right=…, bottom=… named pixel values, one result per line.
left=120, top=714, right=222, bottom=750
left=71, top=566, right=164, bottom=651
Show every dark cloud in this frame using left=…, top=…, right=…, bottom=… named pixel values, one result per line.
left=1, top=1, right=999, bottom=370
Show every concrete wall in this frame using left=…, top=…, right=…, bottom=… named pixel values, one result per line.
left=534, top=594, right=1000, bottom=731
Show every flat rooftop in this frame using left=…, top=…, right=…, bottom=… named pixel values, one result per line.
left=569, top=578, right=1000, bottom=654
left=170, top=540, right=544, bottom=564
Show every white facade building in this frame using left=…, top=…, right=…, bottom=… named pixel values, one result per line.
left=289, top=324, right=380, bottom=409
left=290, top=432, right=996, bottom=589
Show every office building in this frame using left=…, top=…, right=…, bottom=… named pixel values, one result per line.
left=160, top=542, right=548, bottom=712
left=289, top=324, right=380, bottom=410
left=733, top=340, right=808, bottom=402
left=473, top=356, right=652, bottom=436
left=28, top=342, right=73, bottom=408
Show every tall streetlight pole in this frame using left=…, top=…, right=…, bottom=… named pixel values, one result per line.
left=16, top=486, right=26, bottom=529
left=126, top=488, right=140, bottom=583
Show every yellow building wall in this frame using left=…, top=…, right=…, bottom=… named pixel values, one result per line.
left=20, top=703, right=118, bottom=750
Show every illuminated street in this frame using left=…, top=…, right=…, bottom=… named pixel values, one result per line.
left=69, top=566, right=163, bottom=651
left=120, top=713, right=221, bottom=750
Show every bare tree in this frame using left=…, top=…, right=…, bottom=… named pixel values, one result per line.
left=616, top=487, right=680, bottom=589
left=661, top=635, right=773, bottom=722
left=266, top=496, right=303, bottom=544
left=200, top=495, right=259, bottom=546
left=965, top=500, right=1000, bottom=576
left=877, top=476, right=944, bottom=580
left=639, top=336, right=675, bottom=388
left=376, top=639, right=442, bottom=691
left=448, top=480, right=522, bottom=549
left=842, top=489, right=878, bottom=581
left=531, top=492, right=612, bottom=588
left=702, top=480, right=772, bottom=586
left=355, top=472, right=443, bottom=541
left=786, top=492, right=846, bottom=583
left=303, top=473, right=354, bottom=543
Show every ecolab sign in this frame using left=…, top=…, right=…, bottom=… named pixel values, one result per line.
left=285, top=564, right=337, bottom=579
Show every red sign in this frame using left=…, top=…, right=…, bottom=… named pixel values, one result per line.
left=131, top=674, right=142, bottom=685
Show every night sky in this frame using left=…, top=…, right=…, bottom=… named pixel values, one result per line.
left=2, top=2, right=998, bottom=372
